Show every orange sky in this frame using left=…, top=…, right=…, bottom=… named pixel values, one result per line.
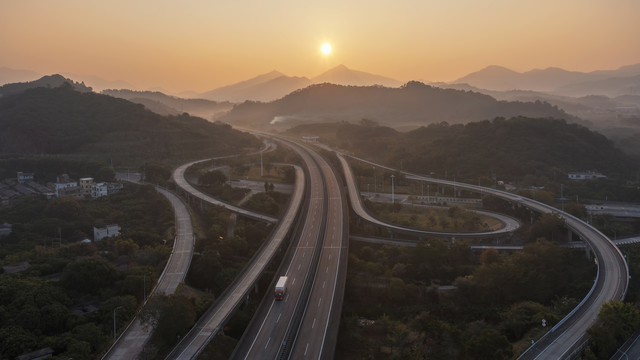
left=2, top=0, right=640, bottom=93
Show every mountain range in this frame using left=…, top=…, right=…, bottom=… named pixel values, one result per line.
left=101, top=89, right=233, bottom=120
left=220, top=81, right=577, bottom=130
left=455, top=63, right=640, bottom=96
left=197, top=65, right=402, bottom=102
left=3, top=62, right=640, bottom=101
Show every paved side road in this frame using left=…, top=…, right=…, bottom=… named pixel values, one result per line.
left=102, top=181, right=195, bottom=360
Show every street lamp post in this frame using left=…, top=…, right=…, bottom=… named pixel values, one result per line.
left=391, top=175, right=395, bottom=204
left=373, top=166, right=376, bottom=193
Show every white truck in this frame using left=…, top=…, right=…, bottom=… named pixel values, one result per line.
left=274, top=276, right=288, bottom=300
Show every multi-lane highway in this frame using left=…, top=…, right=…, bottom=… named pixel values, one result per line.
left=232, top=139, right=348, bottom=360
left=289, top=142, right=348, bottom=360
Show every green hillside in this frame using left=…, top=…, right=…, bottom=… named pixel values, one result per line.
left=287, top=117, right=639, bottom=182
left=222, top=81, right=578, bottom=130
left=0, top=84, right=260, bottom=165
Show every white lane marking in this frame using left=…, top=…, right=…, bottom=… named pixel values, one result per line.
left=323, top=281, right=326, bottom=289
left=304, top=343, right=309, bottom=356
left=277, top=313, right=281, bottom=323
left=312, top=318, right=316, bottom=329
left=265, top=337, right=271, bottom=349
left=318, top=297, right=322, bottom=307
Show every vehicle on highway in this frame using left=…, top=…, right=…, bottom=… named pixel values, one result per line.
left=274, top=276, right=288, bottom=300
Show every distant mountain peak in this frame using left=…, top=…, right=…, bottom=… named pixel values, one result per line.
left=312, top=65, right=401, bottom=87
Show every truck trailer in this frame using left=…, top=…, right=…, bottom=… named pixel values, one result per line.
left=274, top=276, right=288, bottom=300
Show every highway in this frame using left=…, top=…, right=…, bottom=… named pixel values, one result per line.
left=103, top=180, right=195, bottom=360
left=289, top=142, right=348, bottom=360
left=344, top=153, right=628, bottom=359
left=232, top=139, right=348, bottom=360
left=165, top=163, right=305, bottom=359
left=337, top=152, right=519, bottom=239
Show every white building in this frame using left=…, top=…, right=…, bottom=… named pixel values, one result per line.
left=568, top=171, right=607, bottom=180
left=93, top=224, right=121, bottom=241
left=0, top=222, right=12, bottom=238
left=55, top=181, right=79, bottom=197
left=91, top=182, right=108, bottom=198
left=17, top=172, right=34, bottom=184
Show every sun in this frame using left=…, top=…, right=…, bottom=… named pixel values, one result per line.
left=321, top=43, right=332, bottom=55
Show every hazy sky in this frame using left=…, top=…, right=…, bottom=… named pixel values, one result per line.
left=2, top=0, right=640, bottom=92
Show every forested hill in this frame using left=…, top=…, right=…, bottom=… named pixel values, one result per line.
left=222, top=81, right=579, bottom=129
left=0, top=74, right=92, bottom=97
left=0, top=84, right=260, bottom=164
left=101, top=89, right=233, bottom=119
left=287, top=117, right=637, bottom=181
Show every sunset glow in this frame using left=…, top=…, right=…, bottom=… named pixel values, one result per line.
left=1, top=0, right=639, bottom=93
left=321, top=43, right=332, bottom=55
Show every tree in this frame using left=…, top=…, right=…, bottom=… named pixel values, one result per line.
left=141, top=295, right=196, bottom=345
left=531, top=213, right=565, bottom=241
left=0, top=326, right=38, bottom=359
left=585, top=300, right=640, bottom=359
left=199, top=170, right=227, bottom=186
left=60, top=257, right=119, bottom=294
left=144, top=163, right=171, bottom=185
left=479, top=248, right=500, bottom=265
left=464, top=328, right=512, bottom=360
